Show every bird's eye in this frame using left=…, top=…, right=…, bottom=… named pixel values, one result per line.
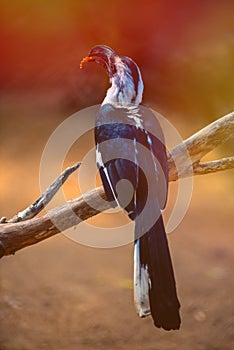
left=110, top=63, right=116, bottom=73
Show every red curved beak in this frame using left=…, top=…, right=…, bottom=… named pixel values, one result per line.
left=80, top=56, right=94, bottom=69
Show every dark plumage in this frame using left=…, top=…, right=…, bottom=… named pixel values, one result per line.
left=81, top=45, right=181, bottom=330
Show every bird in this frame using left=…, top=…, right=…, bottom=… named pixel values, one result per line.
left=80, top=45, right=181, bottom=330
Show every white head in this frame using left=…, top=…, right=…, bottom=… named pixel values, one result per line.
left=80, top=45, right=144, bottom=107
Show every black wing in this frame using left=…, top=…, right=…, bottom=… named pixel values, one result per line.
left=95, top=104, right=168, bottom=218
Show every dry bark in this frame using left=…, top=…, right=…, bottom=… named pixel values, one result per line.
left=0, top=112, right=233, bottom=258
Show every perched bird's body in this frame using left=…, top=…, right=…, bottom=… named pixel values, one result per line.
left=81, top=45, right=181, bottom=330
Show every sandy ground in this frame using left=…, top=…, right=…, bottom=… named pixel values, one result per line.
left=0, top=112, right=233, bottom=350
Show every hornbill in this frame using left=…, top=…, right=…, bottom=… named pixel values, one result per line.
left=80, top=45, right=181, bottom=330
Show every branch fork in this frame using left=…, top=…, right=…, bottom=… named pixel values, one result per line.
left=0, top=112, right=233, bottom=258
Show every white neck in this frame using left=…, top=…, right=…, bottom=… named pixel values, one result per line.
left=102, top=58, right=144, bottom=107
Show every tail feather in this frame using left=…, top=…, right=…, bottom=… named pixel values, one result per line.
left=134, top=214, right=181, bottom=330
left=134, top=239, right=150, bottom=317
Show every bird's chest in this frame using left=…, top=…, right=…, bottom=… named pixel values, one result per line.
left=95, top=105, right=152, bottom=165
left=95, top=106, right=145, bottom=140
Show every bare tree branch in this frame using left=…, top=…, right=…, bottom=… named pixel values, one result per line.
left=192, top=157, right=234, bottom=176
left=4, top=162, right=81, bottom=224
left=168, top=111, right=234, bottom=180
left=0, top=187, right=108, bottom=258
left=0, top=112, right=233, bottom=258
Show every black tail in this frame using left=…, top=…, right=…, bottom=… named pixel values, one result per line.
left=134, top=214, right=181, bottom=330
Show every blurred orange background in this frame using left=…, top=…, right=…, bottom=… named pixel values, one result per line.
left=1, top=0, right=234, bottom=116
left=0, top=1, right=234, bottom=349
